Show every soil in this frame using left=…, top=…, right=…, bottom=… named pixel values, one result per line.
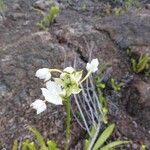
left=0, top=0, right=150, bottom=150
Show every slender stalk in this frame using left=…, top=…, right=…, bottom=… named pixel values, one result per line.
left=64, top=98, right=71, bottom=150
left=79, top=71, right=91, bottom=84
left=74, top=94, right=91, bottom=136
left=49, top=69, right=63, bottom=73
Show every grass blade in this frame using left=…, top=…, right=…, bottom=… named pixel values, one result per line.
left=100, top=140, right=129, bottom=150
left=12, top=140, right=18, bottom=150
left=47, top=140, right=59, bottom=150
left=29, top=127, right=47, bottom=150
left=93, top=124, right=115, bottom=150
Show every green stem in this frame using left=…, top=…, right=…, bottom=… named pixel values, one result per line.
left=79, top=71, right=92, bottom=84
left=64, top=98, right=71, bottom=150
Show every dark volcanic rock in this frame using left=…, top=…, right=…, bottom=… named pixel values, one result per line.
left=0, top=0, right=150, bottom=149
left=125, top=79, right=150, bottom=130
left=95, top=11, right=150, bottom=51
left=0, top=31, right=77, bottom=149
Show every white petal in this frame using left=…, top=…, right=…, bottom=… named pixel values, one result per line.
left=30, top=99, right=46, bottom=114
left=86, top=59, right=99, bottom=73
left=44, top=73, right=52, bottom=82
left=63, top=67, right=75, bottom=73
left=35, top=68, right=51, bottom=81
left=86, top=63, right=92, bottom=71
left=91, top=59, right=99, bottom=68
left=41, top=88, right=63, bottom=105
left=46, top=81, right=62, bottom=94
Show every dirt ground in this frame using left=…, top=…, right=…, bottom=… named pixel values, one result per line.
left=0, top=0, right=150, bottom=149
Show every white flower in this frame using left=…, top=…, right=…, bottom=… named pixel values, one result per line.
left=60, top=67, right=75, bottom=79
left=63, top=67, right=75, bottom=73
left=30, top=99, right=47, bottom=114
left=41, top=81, right=63, bottom=105
left=86, top=59, right=99, bottom=73
left=35, top=68, right=51, bottom=81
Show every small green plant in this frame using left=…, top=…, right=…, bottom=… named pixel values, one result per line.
left=0, top=0, right=5, bottom=19
left=131, top=53, right=150, bottom=73
left=81, top=3, right=88, bottom=12
left=0, top=0, right=5, bottom=12
left=113, top=0, right=139, bottom=15
left=141, top=144, right=147, bottom=150
left=114, top=7, right=124, bottom=15
left=36, top=5, right=60, bottom=30
left=127, top=48, right=132, bottom=57
left=84, top=124, right=129, bottom=150
left=12, top=127, right=59, bottom=150
left=96, top=80, right=108, bottom=124
left=123, top=0, right=139, bottom=10
left=95, top=63, right=111, bottom=124
left=99, top=92, right=108, bottom=124
left=111, top=78, right=123, bottom=92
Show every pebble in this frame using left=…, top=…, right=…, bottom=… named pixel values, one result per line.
left=0, top=84, right=7, bottom=97
left=12, top=3, right=21, bottom=10
left=132, top=143, right=139, bottom=149
left=145, top=4, right=150, bottom=10
left=33, top=0, right=60, bottom=11
left=9, top=13, right=27, bottom=20
left=33, top=0, right=52, bottom=10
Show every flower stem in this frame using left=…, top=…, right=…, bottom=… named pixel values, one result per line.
left=64, top=98, right=71, bottom=150
left=79, top=71, right=92, bottom=84
left=49, top=69, right=63, bottom=73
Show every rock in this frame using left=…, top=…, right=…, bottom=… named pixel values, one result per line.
left=125, top=79, right=150, bottom=130
left=145, top=4, right=150, bottom=10
left=31, top=31, right=52, bottom=43
left=33, top=0, right=59, bottom=11
left=132, top=143, right=139, bottom=149
left=134, top=80, right=150, bottom=106
left=95, top=12, right=150, bottom=50
left=54, top=22, right=131, bottom=79
left=0, top=83, right=7, bottom=98
left=12, top=3, right=21, bottom=10
left=33, top=0, right=50, bottom=10
left=9, top=13, right=27, bottom=21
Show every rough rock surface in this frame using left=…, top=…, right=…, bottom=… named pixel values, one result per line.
left=0, top=0, right=150, bottom=149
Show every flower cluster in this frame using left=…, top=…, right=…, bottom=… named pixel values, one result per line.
left=31, top=59, right=99, bottom=114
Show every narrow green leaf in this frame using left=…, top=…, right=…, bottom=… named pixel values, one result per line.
left=137, top=54, right=149, bottom=73
left=97, top=83, right=105, bottom=89
left=84, top=139, right=90, bottom=150
left=93, top=124, right=115, bottom=150
left=22, top=140, right=31, bottom=150
left=47, top=5, right=60, bottom=24
left=27, top=142, right=37, bottom=150
left=12, top=140, right=18, bottom=150
left=131, top=58, right=137, bottom=72
left=29, top=127, right=47, bottom=150
left=90, top=125, right=96, bottom=137
left=100, top=140, right=129, bottom=150
left=47, top=140, right=59, bottom=150
left=99, top=92, right=108, bottom=114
